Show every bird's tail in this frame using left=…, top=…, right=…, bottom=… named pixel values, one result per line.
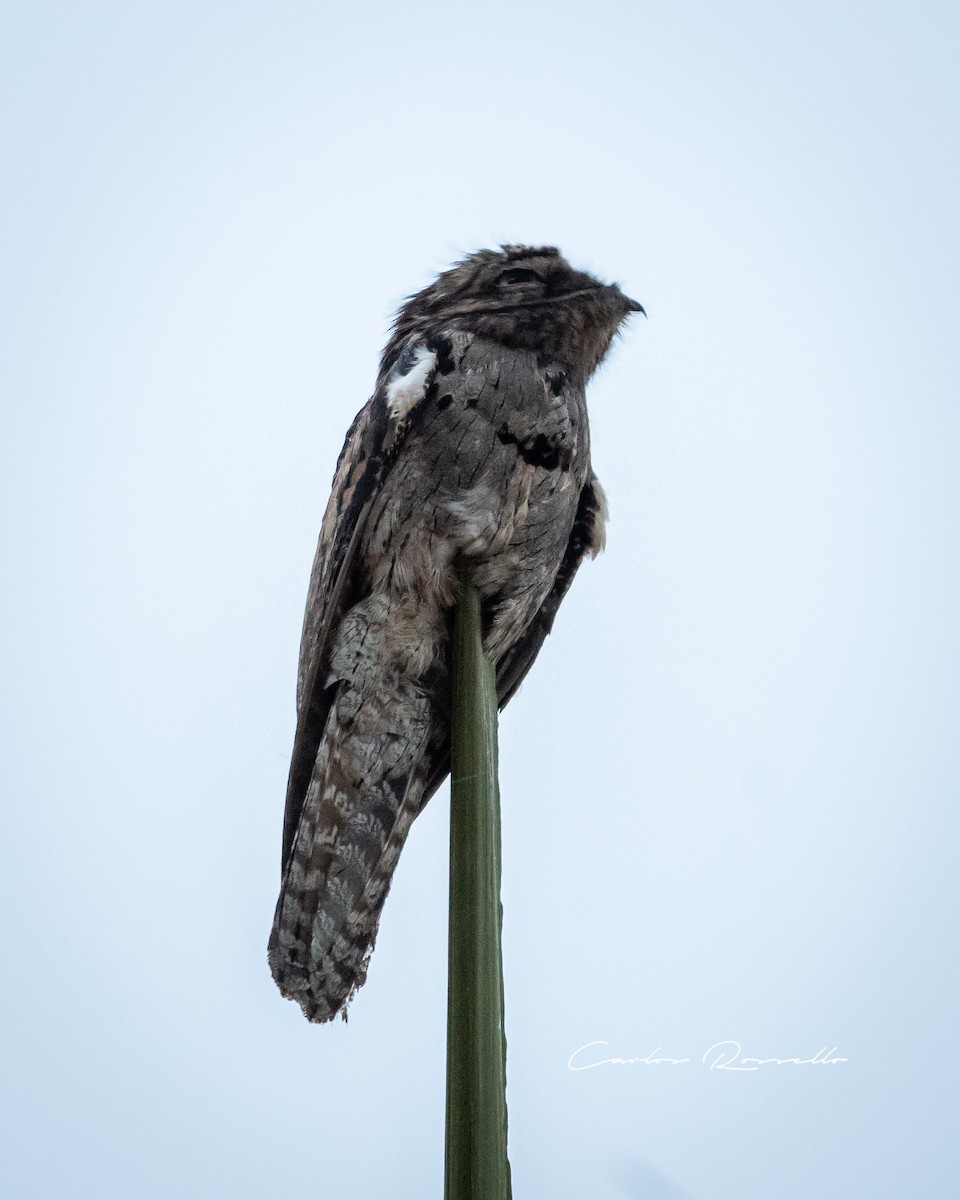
left=268, top=678, right=433, bottom=1023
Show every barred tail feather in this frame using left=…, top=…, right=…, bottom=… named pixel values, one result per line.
left=268, top=673, right=433, bottom=1022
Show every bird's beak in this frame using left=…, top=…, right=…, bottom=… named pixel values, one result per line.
left=625, top=296, right=646, bottom=316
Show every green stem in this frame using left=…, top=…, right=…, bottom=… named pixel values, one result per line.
left=444, top=573, right=512, bottom=1200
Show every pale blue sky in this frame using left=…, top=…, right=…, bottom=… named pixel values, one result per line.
left=3, top=3, right=959, bottom=1198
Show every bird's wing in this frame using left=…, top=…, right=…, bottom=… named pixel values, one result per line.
left=495, top=470, right=608, bottom=707
left=280, top=341, right=440, bottom=869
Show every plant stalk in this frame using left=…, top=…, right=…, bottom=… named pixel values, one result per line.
left=444, top=573, right=512, bottom=1200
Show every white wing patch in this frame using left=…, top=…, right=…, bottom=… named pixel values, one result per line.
left=385, top=344, right=438, bottom=421
left=586, top=477, right=609, bottom=557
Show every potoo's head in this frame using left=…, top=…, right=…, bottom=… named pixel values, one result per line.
left=386, top=245, right=643, bottom=381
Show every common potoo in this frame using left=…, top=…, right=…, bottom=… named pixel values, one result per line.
left=268, top=245, right=642, bottom=1022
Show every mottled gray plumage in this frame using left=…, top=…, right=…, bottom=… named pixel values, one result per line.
left=268, top=245, right=642, bottom=1022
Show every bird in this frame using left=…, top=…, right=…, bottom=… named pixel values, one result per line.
left=268, top=245, right=643, bottom=1022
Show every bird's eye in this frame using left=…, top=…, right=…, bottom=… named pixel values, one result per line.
left=499, top=267, right=541, bottom=286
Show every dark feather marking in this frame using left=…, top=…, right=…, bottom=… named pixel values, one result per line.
left=496, top=424, right=566, bottom=472
left=427, top=333, right=456, bottom=375
left=394, top=343, right=421, bottom=376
